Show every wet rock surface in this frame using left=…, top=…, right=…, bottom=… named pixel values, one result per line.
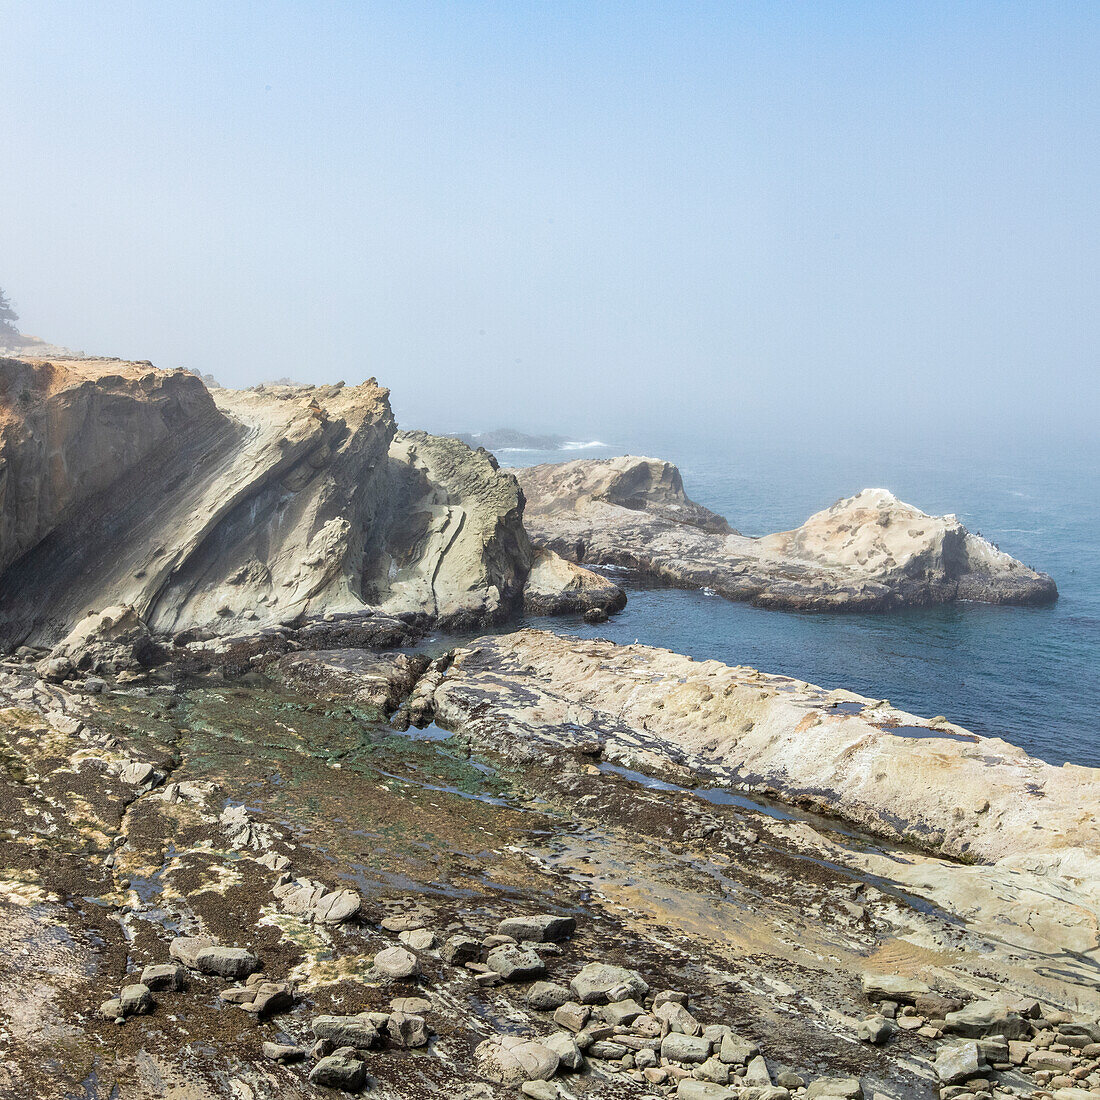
left=1, top=631, right=1098, bottom=1099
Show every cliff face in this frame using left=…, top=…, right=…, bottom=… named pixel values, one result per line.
left=0, top=358, right=622, bottom=648
left=0, top=357, right=223, bottom=577
left=515, top=456, right=1057, bottom=611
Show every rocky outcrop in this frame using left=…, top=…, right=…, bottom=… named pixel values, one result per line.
left=419, top=628, right=1100, bottom=1019
left=515, top=456, right=1057, bottom=610
left=522, top=547, right=628, bottom=617
left=0, top=357, right=622, bottom=648
left=433, top=630, right=1099, bottom=881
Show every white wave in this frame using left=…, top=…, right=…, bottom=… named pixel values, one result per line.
left=561, top=440, right=610, bottom=450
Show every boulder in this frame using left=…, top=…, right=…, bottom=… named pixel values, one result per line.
left=804, top=1079, right=864, bottom=1100
left=497, top=914, right=577, bottom=943
left=860, top=973, right=932, bottom=1004
left=193, top=946, right=260, bottom=980
left=309, top=1055, right=367, bottom=1090
left=661, top=1033, right=713, bottom=1064
left=387, top=1011, right=429, bottom=1049
left=857, top=1015, right=895, bottom=1044
left=553, top=1001, right=590, bottom=1032
left=719, top=1033, right=759, bottom=1064
left=486, top=944, right=546, bottom=981
left=543, top=1031, right=584, bottom=1072
left=139, top=963, right=186, bottom=991
left=944, top=1001, right=1030, bottom=1040
left=474, top=1035, right=560, bottom=1084
left=569, top=962, right=649, bottom=1005
left=168, top=935, right=214, bottom=969
left=373, top=945, right=420, bottom=980
left=676, top=1082, right=737, bottom=1099
left=936, top=1043, right=988, bottom=1084
left=441, top=934, right=481, bottom=965
left=273, top=878, right=361, bottom=923
left=263, top=1042, right=306, bottom=1062
left=526, top=982, right=573, bottom=1011
left=118, top=984, right=154, bottom=1016
left=311, top=1015, right=379, bottom=1048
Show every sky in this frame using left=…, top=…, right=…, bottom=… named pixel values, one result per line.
left=2, top=1, right=1099, bottom=445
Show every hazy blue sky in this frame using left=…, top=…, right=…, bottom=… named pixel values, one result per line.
left=2, top=2, right=1098, bottom=442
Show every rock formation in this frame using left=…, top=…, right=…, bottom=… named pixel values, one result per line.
left=0, top=356, right=623, bottom=649
left=426, top=629, right=1100, bottom=1006
left=515, top=456, right=1057, bottom=610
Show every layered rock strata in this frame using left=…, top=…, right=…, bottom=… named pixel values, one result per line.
left=0, top=357, right=623, bottom=649
left=424, top=630, right=1100, bottom=1010
left=515, top=456, right=1057, bottom=610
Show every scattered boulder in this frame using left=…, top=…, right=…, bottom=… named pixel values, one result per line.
left=526, top=982, right=573, bottom=1011
left=656, top=999, right=702, bottom=1036
left=387, top=1011, right=429, bottom=1049
left=373, top=945, right=420, bottom=980
left=194, top=945, right=260, bottom=980
left=497, top=914, right=577, bottom=943
left=140, top=963, right=186, bottom=991
left=486, top=944, right=546, bottom=982
left=857, top=1015, right=895, bottom=1044
left=273, top=877, right=361, bottom=923
left=936, top=1042, right=988, bottom=1084
left=676, top=1081, right=737, bottom=1099
left=441, top=934, right=481, bottom=965
left=543, top=1031, right=584, bottom=1072
left=719, top=1033, right=759, bottom=1064
left=553, top=1001, right=590, bottom=1033
left=662, top=1033, right=713, bottom=1064
left=312, top=1014, right=379, bottom=1048
left=169, top=935, right=215, bottom=969
left=309, top=1054, right=367, bottom=1090
left=943, top=1001, right=1030, bottom=1040
left=804, top=1078, right=863, bottom=1100
left=602, top=997, right=644, bottom=1026
left=474, top=1035, right=560, bottom=1084
left=398, top=927, right=435, bottom=951
left=118, top=983, right=154, bottom=1016
left=860, top=973, right=932, bottom=1004
left=569, top=961, right=649, bottom=1004
left=263, top=1042, right=306, bottom=1063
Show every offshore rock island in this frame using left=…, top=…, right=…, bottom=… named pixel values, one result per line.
left=0, top=355, right=1092, bottom=1100
left=515, top=457, right=1057, bottom=611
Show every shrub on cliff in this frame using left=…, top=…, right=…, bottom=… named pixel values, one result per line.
left=0, top=287, right=19, bottom=340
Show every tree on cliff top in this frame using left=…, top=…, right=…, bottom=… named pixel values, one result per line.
left=0, top=288, right=19, bottom=339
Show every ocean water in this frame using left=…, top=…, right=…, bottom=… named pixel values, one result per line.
left=507, top=435, right=1100, bottom=768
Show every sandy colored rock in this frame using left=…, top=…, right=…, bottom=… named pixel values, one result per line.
left=515, top=456, right=1056, bottom=610
left=0, top=357, right=619, bottom=646
left=474, top=1034, right=560, bottom=1083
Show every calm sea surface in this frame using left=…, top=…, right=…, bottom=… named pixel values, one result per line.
left=506, top=435, right=1100, bottom=768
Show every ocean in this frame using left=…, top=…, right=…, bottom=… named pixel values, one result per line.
left=505, top=433, right=1100, bottom=768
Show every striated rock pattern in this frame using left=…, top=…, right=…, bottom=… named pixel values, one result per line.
left=515, top=456, right=1057, bottom=610
left=433, top=630, right=1100, bottom=895
left=0, top=357, right=623, bottom=647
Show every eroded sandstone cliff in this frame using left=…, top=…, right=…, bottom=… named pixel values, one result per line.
left=0, top=357, right=622, bottom=649
left=515, top=456, right=1057, bottom=610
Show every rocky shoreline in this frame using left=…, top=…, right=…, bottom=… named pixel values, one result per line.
left=0, top=355, right=1087, bottom=1100
left=2, top=621, right=1099, bottom=1098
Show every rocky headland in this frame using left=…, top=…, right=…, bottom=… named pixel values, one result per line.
left=0, top=355, right=622, bottom=658
left=515, top=457, right=1057, bottom=611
